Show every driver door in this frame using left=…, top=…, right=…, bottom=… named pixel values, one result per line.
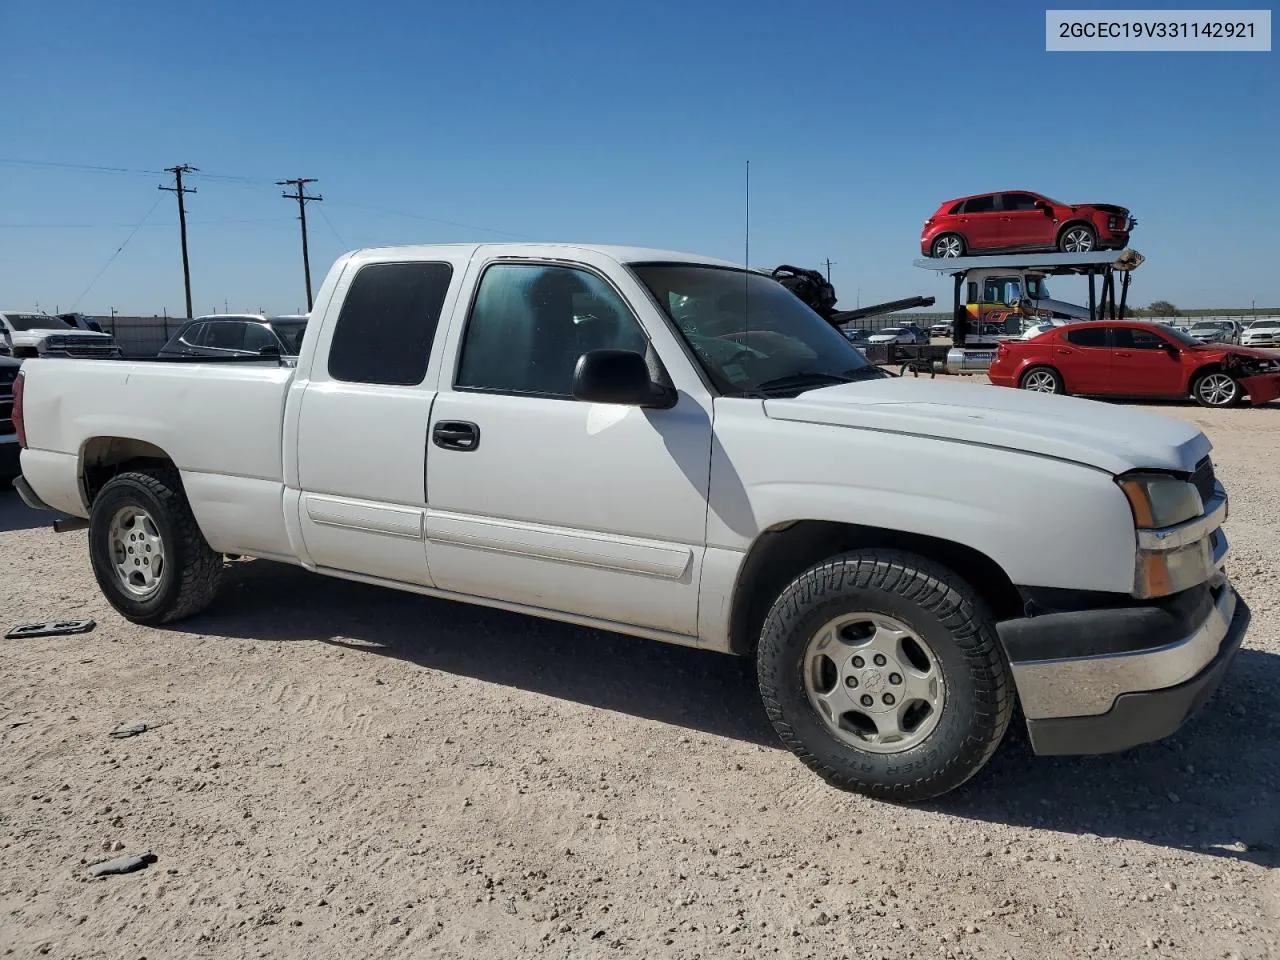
left=1111, top=326, right=1184, bottom=396
left=423, top=255, right=714, bottom=636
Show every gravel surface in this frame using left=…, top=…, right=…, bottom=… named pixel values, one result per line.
left=1, top=399, right=1277, bottom=960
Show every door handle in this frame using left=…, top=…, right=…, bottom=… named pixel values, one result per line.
left=431, top=420, right=480, bottom=451
left=1055, top=348, right=1071, bottom=355
left=1116, top=351, right=1132, bottom=357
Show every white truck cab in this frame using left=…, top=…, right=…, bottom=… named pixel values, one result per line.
left=11, top=242, right=1250, bottom=802
left=0, top=310, right=120, bottom=359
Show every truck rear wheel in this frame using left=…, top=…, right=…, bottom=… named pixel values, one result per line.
left=756, top=549, right=1014, bottom=802
left=88, top=468, right=223, bottom=625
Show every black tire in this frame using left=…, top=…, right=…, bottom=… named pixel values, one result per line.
left=1018, top=365, right=1065, bottom=394
left=1191, top=369, right=1243, bottom=408
left=1057, top=223, right=1096, bottom=254
left=756, top=549, right=1015, bottom=802
left=88, top=468, right=223, bottom=625
left=931, top=234, right=965, bottom=258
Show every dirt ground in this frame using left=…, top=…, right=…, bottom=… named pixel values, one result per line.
left=1, top=397, right=1277, bottom=960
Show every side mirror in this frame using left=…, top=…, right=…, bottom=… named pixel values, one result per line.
left=257, top=344, right=281, bottom=357
left=571, top=349, right=676, bottom=409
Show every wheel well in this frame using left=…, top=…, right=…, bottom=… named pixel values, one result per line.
left=1019, top=364, right=1064, bottom=388
left=933, top=231, right=965, bottom=248
left=80, top=437, right=178, bottom=507
left=727, top=520, right=1023, bottom=656
left=1056, top=219, right=1096, bottom=240
left=1187, top=362, right=1224, bottom=393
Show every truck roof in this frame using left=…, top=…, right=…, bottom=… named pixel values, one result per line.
left=347, top=242, right=748, bottom=271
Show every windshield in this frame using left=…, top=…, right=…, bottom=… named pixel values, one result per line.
left=270, top=320, right=308, bottom=354
left=1158, top=325, right=1207, bottom=348
left=1248, top=318, right=1280, bottom=328
left=878, top=327, right=904, bottom=335
left=629, top=263, right=878, bottom=396
left=1189, top=321, right=1224, bottom=331
left=3, top=313, right=67, bottom=331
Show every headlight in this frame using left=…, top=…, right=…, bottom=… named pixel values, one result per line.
left=1118, top=473, right=1218, bottom=599
left=1117, top=473, right=1202, bottom=529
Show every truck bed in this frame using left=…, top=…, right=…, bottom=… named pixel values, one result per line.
left=18, top=357, right=296, bottom=557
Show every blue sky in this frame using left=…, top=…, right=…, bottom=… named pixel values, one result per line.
left=2, top=0, right=1276, bottom=316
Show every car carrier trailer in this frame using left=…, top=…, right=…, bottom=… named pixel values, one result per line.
left=898, top=248, right=1146, bottom=377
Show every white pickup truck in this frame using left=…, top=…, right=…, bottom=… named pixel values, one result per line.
left=12, top=243, right=1250, bottom=801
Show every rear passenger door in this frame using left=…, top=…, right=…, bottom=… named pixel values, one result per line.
left=290, top=256, right=465, bottom=585
left=1059, top=325, right=1113, bottom=394
left=959, top=195, right=1000, bottom=250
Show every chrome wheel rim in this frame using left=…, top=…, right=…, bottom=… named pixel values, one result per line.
left=934, top=236, right=963, bottom=258
left=108, top=506, right=166, bottom=599
left=1022, top=369, right=1058, bottom=393
left=803, top=612, right=946, bottom=755
left=1198, top=373, right=1237, bottom=406
left=1062, top=228, right=1095, bottom=253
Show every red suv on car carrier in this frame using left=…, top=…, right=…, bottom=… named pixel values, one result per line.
left=921, top=191, right=1135, bottom=259
left=987, top=320, right=1280, bottom=408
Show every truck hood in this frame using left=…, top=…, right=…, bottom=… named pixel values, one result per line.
left=763, top=377, right=1210, bottom=476
left=9, top=329, right=114, bottom=343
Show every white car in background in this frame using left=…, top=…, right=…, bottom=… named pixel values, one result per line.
left=1241, top=318, right=1280, bottom=348
left=1187, top=319, right=1241, bottom=345
left=868, top=326, right=918, bottom=345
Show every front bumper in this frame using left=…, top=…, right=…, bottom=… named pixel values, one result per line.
left=999, top=571, right=1249, bottom=756
left=1240, top=372, right=1280, bottom=405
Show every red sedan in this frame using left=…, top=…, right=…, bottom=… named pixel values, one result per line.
left=987, top=320, right=1280, bottom=408
left=921, top=190, right=1134, bottom=258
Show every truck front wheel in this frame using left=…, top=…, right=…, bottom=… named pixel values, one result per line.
left=756, top=549, right=1015, bottom=802
left=88, top=468, right=223, bottom=625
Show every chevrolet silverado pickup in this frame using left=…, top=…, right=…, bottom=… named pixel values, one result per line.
left=11, top=243, right=1251, bottom=801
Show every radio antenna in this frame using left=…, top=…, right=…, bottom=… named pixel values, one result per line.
left=743, top=159, right=750, bottom=340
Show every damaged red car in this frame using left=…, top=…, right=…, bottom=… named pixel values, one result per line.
left=987, top=320, right=1280, bottom=408
left=921, top=190, right=1134, bottom=258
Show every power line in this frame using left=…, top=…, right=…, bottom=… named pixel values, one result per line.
left=315, top=204, right=349, bottom=249
left=0, top=157, right=163, bottom=177
left=821, top=258, right=836, bottom=282
left=160, top=164, right=198, bottom=319
left=68, top=196, right=164, bottom=311
left=277, top=177, right=322, bottom=311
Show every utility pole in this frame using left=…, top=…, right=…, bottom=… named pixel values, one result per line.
left=276, top=177, right=323, bottom=310
left=159, top=164, right=198, bottom=318
left=821, top=258, right=836, bottom=282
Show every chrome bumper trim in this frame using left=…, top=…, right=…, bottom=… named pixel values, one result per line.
left=1137, top=486, right=1227, bottom=552
left=1012, top=578, right=1237, bottom=721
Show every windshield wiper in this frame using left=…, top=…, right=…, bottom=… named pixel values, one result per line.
left=755, top=368, right=884, bottom=394
left=754, top=371, right=858, bottom=394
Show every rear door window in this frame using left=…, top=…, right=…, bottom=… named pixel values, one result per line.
left=203, top=321, right=248, bottom=351
left=1113, top=327, right=1169, bottom=350
left=962, top=195, right=996, bottom=214
left=327, top=261, right=454, bottom=386
left=1064, top=326, right=1110, bottom=348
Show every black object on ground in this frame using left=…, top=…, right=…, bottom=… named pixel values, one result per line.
left=5, top=619, right=97, bottom=640
left=86, top=852, right=157, bottom=878
left=109, top=723, right=151, bottom=739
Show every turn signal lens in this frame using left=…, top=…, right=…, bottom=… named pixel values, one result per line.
left=1117, top=474, right=1202, bottom=529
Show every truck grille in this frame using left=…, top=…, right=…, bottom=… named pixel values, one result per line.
left=42, top=335, right=120, bottom=358
left=1191, top=457, right=1217, bottom=507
